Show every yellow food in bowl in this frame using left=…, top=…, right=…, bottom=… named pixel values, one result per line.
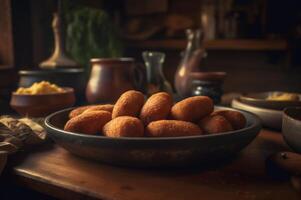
left=266, top=93, right=300, bottom=101
left=15, top=81, right=65, bottom=95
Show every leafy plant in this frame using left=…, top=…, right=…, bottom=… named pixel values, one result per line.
left=65, top=6, right=123, bottom=67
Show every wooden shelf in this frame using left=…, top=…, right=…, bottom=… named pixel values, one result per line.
left=127, top=39, right=288, bottom=51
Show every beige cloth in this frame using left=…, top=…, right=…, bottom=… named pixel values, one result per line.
left=0, top=116, right=46, bottom=175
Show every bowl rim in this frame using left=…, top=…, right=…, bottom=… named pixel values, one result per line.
left=12, top=87, right=74, bottom=96
left=232, top=98, right=283, bottom=114
left=44, top=106, right=261, bottom=141
left=189, top=72, right=227, bottom=82
left=19, top=68, right=84, bottom=75
left=283, top=107, right=301, bottom=123
left=240, top=91, right=301, bottom=104
left=90, top=57, right=134, bottom=63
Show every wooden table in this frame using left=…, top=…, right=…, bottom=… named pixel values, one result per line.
left=7, top=129, right=301, bottom=200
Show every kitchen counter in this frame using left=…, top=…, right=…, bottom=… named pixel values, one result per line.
left=6, top=129, right=300, bottom=200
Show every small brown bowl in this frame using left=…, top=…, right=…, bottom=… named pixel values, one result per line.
left=10, top=87, right=75, bottom=117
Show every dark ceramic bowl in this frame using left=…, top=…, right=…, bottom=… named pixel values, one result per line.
left=240, top=92, right=301, bottom=110
left=44, top=106, right=261, bottom=168
left=282, top=107, right=301, bottom=153
left=10, top=87, right=75, bottom=117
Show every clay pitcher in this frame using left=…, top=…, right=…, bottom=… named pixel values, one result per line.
left=86, top=58, right=145, bottom=103
left=174, top=29, right=206, bottom=98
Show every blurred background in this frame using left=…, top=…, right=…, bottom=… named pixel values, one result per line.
left=0, top=1, right=301, bottom=197
left=0, top=0, right=301, bottom=103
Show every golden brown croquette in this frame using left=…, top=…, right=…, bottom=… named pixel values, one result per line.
left=146, top=120, right=203, bottom=137
left=64, top=111, right=111, bottom=134
left=170, top=96, right=214, bottom=122
left=103, top=116, right=144, bottom=137
left=140, top=92, right=173, bottom=125
left=112, top=90, right=145, bottom=118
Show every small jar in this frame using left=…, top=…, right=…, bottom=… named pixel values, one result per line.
left=191, top=80, right=223, bottom=104
left=190, top=72, right=226, bottom=104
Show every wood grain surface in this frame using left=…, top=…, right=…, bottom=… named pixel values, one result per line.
left=7, top=129, right=301, bottom=200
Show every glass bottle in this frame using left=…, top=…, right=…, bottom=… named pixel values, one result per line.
left=142, top=51, right=173, bottom=96
left=174, top=29, right=206, bottom=98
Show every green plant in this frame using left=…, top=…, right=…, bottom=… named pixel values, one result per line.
left=65, top=6, right=123, bottom=67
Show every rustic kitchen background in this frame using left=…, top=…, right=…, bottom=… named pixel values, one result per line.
left=0, top=0, right=301, bottom=105
left=0, top=1, right=301, bottom=198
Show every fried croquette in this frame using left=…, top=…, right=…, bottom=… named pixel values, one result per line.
left=170, top=96, right=214, bottom=122
left=64, top=111, right=111, bottom=135
left=112, top=90, right=145, bottom=119
left=212, top=110, right=246, bottom=130
left=65, top=90, right=247, bottom=138
left=146, top=120, right=203, bottom=137
left=82, top=104, right=114, bottom=115
left=199, top=115, right=233, bottom=134
left=140, top=92, right=173, bottom=125
left=69, top=105, right=94, bottom=118
left=103, top=116, right=144, bottom=137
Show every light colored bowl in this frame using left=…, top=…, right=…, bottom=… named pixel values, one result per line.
left=232, top=98, right=282, bottom=130
left=45, top=106, right=261, bottom=168
left=10, top=87, right=75, bottom=117
left=240, top=91, right=301, bottom=110
left=282, top=107, right=301, bottom=153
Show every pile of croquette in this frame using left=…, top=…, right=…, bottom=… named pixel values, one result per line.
left=64, top=90, right=246, bottom=138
